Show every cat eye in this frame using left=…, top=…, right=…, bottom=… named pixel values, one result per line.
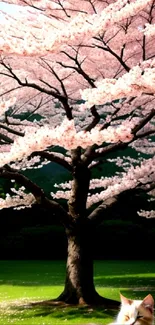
left=137, top=315, right=143, bottom=319
left=125, top=315, right=130, bottom=320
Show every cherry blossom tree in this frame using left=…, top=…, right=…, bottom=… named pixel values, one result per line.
left=0, top=0, right=155, bottom=306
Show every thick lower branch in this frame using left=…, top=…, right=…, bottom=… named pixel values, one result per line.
left=31, top=150, right=72, bottom=171
left=88, top=197, right=118, bottom=226
left=132, top=109, right=155, bottom=134
left=0, top=165, right=71, bottom=227
left=88, top=183, right=155, bottom=227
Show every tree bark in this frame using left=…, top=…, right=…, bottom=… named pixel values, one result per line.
left=55, top=221, right=119, bottom=308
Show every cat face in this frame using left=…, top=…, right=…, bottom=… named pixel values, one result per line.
left=116, top=294, right=154, bottom=325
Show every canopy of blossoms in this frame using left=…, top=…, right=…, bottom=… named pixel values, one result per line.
left=0, top=0, right=154, bottom=218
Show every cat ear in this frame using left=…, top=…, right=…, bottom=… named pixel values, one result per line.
left=142, top=294, right=154, bottom=314
left=120, top=293, right=132, bottom=305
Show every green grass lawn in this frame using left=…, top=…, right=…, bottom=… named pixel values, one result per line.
left=0, top=260, right=155, bottom=325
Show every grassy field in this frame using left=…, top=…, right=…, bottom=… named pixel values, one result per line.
left=0, top=260, right=155, bottom=325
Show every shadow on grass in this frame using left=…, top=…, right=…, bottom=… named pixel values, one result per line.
left=3, top=288, right=155, bottom=324
left=1, top=289, right=154, bottom=325
left=5, top=303, right=118, bottom=323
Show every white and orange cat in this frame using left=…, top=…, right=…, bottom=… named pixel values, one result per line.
left=113, top=293, right=154, bottom=325
left=86, top=293, right=154, bottom=325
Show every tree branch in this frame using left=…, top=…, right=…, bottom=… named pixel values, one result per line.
left=31, top=150, right=72, bottom=172
left=0, top=165, right=71, bottom=228
left=0, top=59, right=73, bottom=120
left=132, top=109, right=155, bottom=135
left=60, top=49, right=96, bottom=88
left=0, top=123, right=25, bottom=137
left=88, top=181, right=155, bottom=227
left=94, top=37, right=130, bottom=72
left=85, top=109, right=155, bottom=165
left=84, top=105, right=100, bottom=132
left=136, top=128, right=155, bottom=138
left=0, top=133, right=14, bottom=144
left=88, top=197, right=118, bottom=226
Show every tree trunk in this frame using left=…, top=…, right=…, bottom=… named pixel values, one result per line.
left=56, top=221, right=119, bottom=308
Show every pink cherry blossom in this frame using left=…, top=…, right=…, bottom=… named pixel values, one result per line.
left=0, top=0, right=154, bottom=218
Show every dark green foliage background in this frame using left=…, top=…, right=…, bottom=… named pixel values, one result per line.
left=0, top=201, right=154, bottom=260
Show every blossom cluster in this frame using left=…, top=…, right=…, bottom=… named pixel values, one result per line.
left=144, top=23, right=155, bottom=38
left=137, top=210, right=155, bottom=218
left=51, top=157, right=155, bottom=207
left=0, top=0, right=154, bottom=215
left=0, top=117, right=134, bottom=168
left=81, top=62, right=155, bottom=108
left=131, top=138, right=155, bottom=155
left=0, top=186, right=36, bottom=210
left=0, top=0, right=153, bottom=56
left=86, top=157, right=155, bottom=207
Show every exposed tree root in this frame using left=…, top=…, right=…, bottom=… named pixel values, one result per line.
left=30, top=293, right=120, bottom=309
